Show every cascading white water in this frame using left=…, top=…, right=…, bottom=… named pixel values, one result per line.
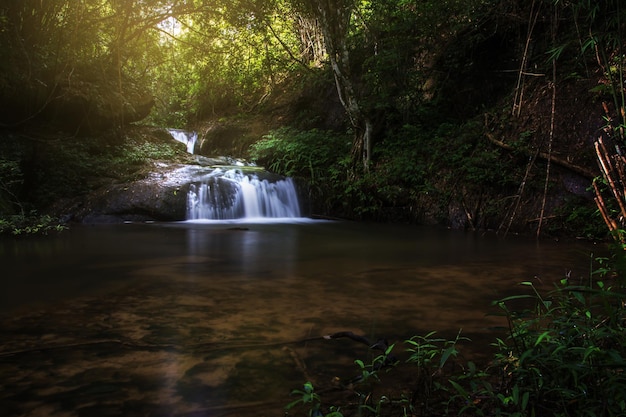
left=186, top=169, right=302, bottom=220
left=168, top=129, right=197, bottom=154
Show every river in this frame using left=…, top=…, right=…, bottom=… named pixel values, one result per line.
left=0, top=220, right=604, bottom=416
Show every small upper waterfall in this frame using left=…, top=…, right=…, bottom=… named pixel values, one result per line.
left=186, top=168, right=303, bottom=221
left=168, top=129, right=197, bottom=154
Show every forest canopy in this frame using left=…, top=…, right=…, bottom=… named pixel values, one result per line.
left=0, top=0, right=317, bottom=130
left=2, top=0, right=622, bottom=137
left=0, top=0, right=501, bottom=135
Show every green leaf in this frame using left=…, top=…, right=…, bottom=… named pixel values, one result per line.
left=440, top=346, right=457, bottom=368
left=304, top=381, right=314, bottom=394
left=285, top=399, right=302, bottom=410
left=448, top=379, right=468, bottom=398
left=497, top=294, right=535, bottom=303
left=521, top=391, right=529, bottom=410
left=545, top=44, right=567, bottom=63
left=534, top=331, right=552, bottom=346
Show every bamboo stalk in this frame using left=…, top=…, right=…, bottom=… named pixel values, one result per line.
left=513, top=0, right=541, bottom=117
left=613, top=154, right=626, bottom=192
left=596, top=138, right=626, bottom=220
left=498, top=152, right=537, bottom=237
left=593, top=137, right=626, bottom=245
left=593, top=182, right=619, bottom=234
left=537, top=22, right=558, bottom=239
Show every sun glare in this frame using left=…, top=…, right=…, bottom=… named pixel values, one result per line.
left=159, top=15, right=183, bottom=39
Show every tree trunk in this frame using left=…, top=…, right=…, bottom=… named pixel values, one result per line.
left=309, top=0, right=371, bottom=171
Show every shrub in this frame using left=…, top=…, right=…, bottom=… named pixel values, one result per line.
left=486, top=271, right=626, bottom=416
left=249, top=127, right=350, bottom=180
left=0, top=212, right=66, bottom=235
left=447, top=258, right=626, bottom=416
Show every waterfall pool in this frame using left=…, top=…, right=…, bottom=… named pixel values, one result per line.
left=0, top=221, right=604, bottom=416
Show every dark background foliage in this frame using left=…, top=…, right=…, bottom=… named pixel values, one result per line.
left=1, top=0, right=624, bottom=239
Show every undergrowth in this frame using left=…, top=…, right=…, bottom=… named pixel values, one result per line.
left=286, top=254, right=626, bottom=417
left=0, top=128, right=185, bottom=235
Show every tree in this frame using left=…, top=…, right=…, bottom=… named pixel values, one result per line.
left=0, top=0, right=199, bottom=130
left=290, top=0, right=373, bottom=172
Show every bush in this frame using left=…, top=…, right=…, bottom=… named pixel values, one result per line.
left=0, top=213, right=66, bottom=235
left=249, top=127, right=350, bottom=180
left=481, top=268, right=626, bottom=416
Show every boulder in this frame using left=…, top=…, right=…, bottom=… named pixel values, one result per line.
left=66, top=162, right=298, bottom=224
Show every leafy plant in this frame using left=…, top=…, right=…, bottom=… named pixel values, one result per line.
left=116, top=140, right=183, bottom=165
left=483, top=267, right=626, bottom=417
left=354, top=343, right=396, bottom=384
left=350, top=343, right=402, bottom=416
left=285, top=381, right=343, bottom=417
left=249, top=127, right=350, bottom=179
left=0, top=213, right=67, bottom=236
left=0, top=157, right=25, bottom=215
left=287, top=252, right=626, bottom=417
left=405, top=329, right=470, bottom=415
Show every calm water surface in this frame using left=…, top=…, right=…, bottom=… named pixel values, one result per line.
left=0, top=221, right=604, bottom=416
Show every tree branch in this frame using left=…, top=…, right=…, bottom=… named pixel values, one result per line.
left=485, top=131, right=597, bottom=179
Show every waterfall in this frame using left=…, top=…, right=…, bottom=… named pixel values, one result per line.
left=168, top=129, right=197, bottom=154
left=186, top=169, right=302, bottom=221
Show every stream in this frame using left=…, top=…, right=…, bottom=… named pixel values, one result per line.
left=0, top=220, right=604, bottom=416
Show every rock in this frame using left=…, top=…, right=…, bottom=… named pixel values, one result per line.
left=70, top=165, right=191, bottom=223
left=66, top=161, right=296, bottom=224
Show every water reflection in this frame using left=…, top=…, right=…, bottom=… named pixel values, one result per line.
left=0, top=221, right=605, bottom=417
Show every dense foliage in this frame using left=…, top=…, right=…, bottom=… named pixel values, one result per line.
left=0, top=127, right=188, bottom=234
left=0, top=0, right=624, bottom=236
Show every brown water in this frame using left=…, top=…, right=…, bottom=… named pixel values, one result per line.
left=0, top=221, right=604, bottom=416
